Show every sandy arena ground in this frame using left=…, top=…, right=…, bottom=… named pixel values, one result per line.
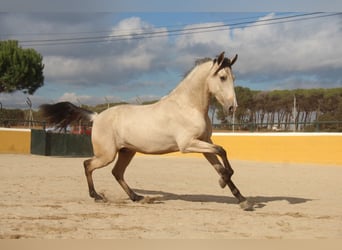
left=0, top=154, right=341, bottom=239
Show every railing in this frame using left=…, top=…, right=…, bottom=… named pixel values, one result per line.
left=0, top=119, right=47, bottom=129
left=0, top=118, right=92, bottom=135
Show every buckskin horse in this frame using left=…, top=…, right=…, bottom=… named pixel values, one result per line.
left=40, top=52, right=253, bottom=210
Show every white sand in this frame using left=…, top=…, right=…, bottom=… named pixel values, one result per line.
left=0, top=154, right=341, bottom=239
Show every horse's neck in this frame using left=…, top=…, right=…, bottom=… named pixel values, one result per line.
left=167, top=63, right=211, bottom=114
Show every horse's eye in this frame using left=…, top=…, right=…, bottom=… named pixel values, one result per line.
left=220, top=76, right=227, bottom=81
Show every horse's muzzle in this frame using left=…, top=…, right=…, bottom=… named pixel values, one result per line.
left=228, top=105, right=237, bottom=113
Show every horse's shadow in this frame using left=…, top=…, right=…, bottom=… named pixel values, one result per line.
left=133, top=188, right=312, bottom=209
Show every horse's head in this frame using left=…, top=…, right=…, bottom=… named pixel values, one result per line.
left=207, top=52, right=238, bottom=113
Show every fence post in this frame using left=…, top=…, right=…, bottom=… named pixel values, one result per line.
left=249, top=122, right=254, bottom=132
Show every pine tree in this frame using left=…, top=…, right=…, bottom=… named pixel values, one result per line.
left=0, top=40, right=44, bottom=94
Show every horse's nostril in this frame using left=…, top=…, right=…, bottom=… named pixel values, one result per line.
left=228, top=106, right=234, bottom=112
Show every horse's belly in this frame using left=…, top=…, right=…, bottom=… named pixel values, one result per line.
left=133, top=144, right=179, bottom=154
left=119, top=131, right=179, bottom=154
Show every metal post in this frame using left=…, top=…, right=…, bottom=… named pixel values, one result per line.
left=104, top=97, right=110, bottom=109
left=0, top=102, right=2, bottom=125
left=232, top=96, right=236, bottom=133
left=232, top=111, right=235, bottom=132
left=26, top=97, right=34, bottom=128
left=293, top=95, right=296, bottom=132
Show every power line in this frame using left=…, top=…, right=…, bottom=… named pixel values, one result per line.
left=2, top=13, right=270, bottom=37
left=22, top=12, right=340, bottom=47
left=17, top=12, right=341, bottom=47
left=19, top=12, right=322, bottom=44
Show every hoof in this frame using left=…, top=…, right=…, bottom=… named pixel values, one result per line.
left=239, top=200, right=254, bottom=211
left=218, top=177, right=226, bottom=188
left=132, top=194, right=144, bottom=202
left=94, top=193, right=107, bottom=203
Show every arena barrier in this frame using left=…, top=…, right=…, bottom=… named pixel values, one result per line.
left=0, top=128, right=31, bottom=154
left=0, top=128, right=341, bottom=165
left=30, top=129, right=93, bottom=157
left=211, top=132, right=342, bottom=165
left=151, top=132, right=342, bottom=166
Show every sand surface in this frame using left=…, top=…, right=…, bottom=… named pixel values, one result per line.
left=0, top=154, right=341, bottom=239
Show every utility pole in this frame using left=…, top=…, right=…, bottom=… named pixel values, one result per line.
left=136, top=96, right=142, bottom=105
left=293, top=95, right=297, bottom=132
left=76, top=99, right=82, bottom=134
left=25, top=97, right=34, bottom=128
left=0, top=102, right=2, bottom=121
left=104, top=97, right=110, bottom=109
left=232, top=97, right=236, bottom=132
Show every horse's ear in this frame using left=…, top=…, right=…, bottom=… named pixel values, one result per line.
left=231, top=54, right=238, bottom=66
left=217, top=52, right=225, bottom=66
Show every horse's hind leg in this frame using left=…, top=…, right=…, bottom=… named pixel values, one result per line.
left=84, top=153, right=116, bottom=202
left=112, top=148, right=143, bottom=202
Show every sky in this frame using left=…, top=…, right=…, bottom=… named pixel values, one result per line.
left=0, top=1, right=342, bottom=109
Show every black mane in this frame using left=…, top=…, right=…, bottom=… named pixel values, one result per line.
left=183, top=54, right=234, bottom=79
left=183, top=57, right=212, bottom=79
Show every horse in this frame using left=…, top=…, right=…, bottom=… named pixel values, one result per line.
left=40, top=52, right=253, bottom=210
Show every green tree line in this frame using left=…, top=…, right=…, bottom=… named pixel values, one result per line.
left=213, top=87, right=342, bottom=131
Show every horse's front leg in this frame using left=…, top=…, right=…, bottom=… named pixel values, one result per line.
left=203, top=152, right=253, bottom=210
left=182, top=139, right=253, bottom=210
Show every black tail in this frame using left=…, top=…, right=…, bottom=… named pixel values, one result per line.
left=40, top=102, right=96, bottom=130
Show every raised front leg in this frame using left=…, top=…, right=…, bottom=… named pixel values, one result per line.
left=203, top=152, right=253, bottom=210
left=181, top=139, right=253, bottom=210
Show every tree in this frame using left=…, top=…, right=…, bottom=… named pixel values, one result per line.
left=0, top=40, right=44, bottom=94
left=211, top=86, right=342, bottom=131
left=234, top=86, right=255, bottom=123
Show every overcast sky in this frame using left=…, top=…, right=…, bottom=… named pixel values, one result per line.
left=0, top=1, right=342, bottom=109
